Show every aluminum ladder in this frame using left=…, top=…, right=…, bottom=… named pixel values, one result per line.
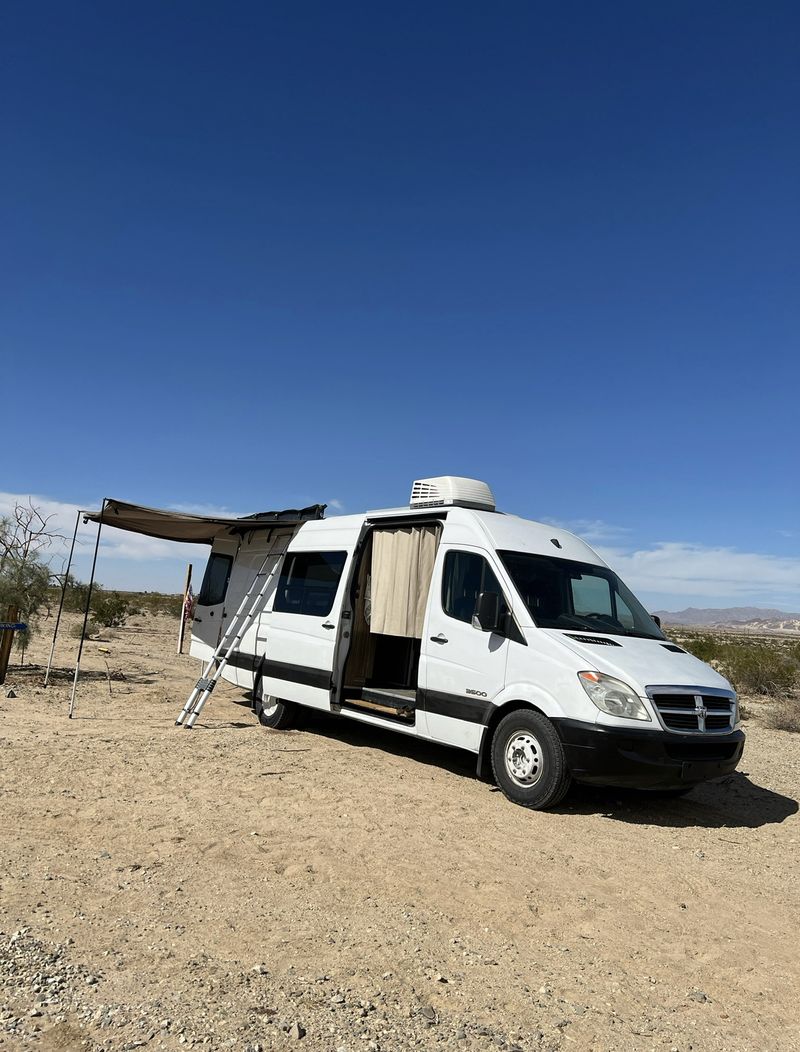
left=175, top=539, right=289, bottom=729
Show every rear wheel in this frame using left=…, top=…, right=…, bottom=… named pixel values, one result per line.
left=253, top=674, right=298, bottom=730
left=491, top=708, right=572, bottom=810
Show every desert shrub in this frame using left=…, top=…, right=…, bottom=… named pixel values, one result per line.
left=679, top=633, right=723, bottom=664
left=722, top=645, right=798, bottom=696
left=69, top=620, right=101, bottom=639
left=62, top=575, right=91, bottom=613
left=676, top=633, right=799, bottom=697
left=91, top=592, right=137, bottom=627
left=762, top=699, right=800, bottom=733
left=131, top=591, right=182, bottom=617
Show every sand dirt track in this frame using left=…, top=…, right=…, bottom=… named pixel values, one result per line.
left=1, top=614, right=799, bottom=1052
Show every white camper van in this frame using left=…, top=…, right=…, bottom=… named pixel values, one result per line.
left=190, top=477, right=744, bottom=809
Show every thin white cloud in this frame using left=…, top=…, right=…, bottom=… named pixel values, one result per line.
left=546, top=518, right=631, bottom=543
left=327, top=498, right=345, bottom=511
left=168, top=501, right=246, bottom=518
left=597, top=542, right=800, bottom=605
left=0, top=492, right=199, bottom=570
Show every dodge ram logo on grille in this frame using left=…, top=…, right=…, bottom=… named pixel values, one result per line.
left=694, top=696, right=708, bottom=731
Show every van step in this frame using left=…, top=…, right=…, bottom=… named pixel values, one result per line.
left=362, top=687, right=416, bottom=708
left=341, top=687, right=416, bottom=723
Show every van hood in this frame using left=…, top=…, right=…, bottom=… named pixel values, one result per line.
left=546, top=630, right=734, bottom=695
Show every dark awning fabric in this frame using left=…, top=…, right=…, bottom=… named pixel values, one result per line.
left=82, top=499, right=326, bottom=544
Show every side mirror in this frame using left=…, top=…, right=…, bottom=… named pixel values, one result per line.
left=651, top=614, right=661, bottom=629
left=473, top=592, right=502, bottom=633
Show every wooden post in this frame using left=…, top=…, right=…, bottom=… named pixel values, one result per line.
left=177, top=563, right=193, bottom=654
left=0, top=606, right=20, bottom=686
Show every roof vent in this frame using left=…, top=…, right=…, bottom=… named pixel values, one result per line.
left=410, top=476, right=496, bottom=511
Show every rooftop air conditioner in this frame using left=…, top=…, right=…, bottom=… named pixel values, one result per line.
left=409, top=476, right=496, bottom=511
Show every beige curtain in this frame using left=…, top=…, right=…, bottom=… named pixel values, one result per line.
left=370, top=526, right=438, bottom=638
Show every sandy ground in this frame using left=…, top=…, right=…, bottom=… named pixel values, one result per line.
left=1, top=613, right=799, bottom=1052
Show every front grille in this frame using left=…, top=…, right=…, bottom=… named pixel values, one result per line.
left=648, top=687, right=736, bottom=734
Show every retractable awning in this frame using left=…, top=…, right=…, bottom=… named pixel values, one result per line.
left=82, top=498, right=325, bottom=545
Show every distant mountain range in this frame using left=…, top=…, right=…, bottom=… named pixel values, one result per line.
left=654, top=606, right=800, bottom=632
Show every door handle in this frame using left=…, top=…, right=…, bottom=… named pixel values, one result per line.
left=322, top=621, right=336, bottom=630
left=430, top=633, right=448, bottom=644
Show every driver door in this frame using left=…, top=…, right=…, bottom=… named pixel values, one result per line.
left=420, top=546, right=510, bottom=751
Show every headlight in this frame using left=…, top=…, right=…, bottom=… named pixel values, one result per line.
left=578, top=671, right=651, bottom=721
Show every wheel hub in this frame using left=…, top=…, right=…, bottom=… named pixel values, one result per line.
left=256, top=684, right=279, bottom=718
left=505, top=732, right=543, bottom=787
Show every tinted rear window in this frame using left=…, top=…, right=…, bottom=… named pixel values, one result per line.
left=274, top=551, right=347, bottom=616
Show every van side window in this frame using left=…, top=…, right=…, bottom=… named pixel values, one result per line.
left=198, top=553, right=233, bottom=606
left=274, top=551, right=347, bottom=616
left=442, top=551, right=506, bottom=624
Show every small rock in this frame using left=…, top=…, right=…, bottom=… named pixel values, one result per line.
left=6, top=689, right=17, bottom=698
left=252, top=964, right=269, bottom=975
left=288, top=1022, right=306, bottom=1040
left=420, top=1005, right=437, bottom=1023
left=688, top=990, right=709, bottom=1003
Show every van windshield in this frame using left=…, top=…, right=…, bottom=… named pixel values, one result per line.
left=498, top=551, right=664, bottom=640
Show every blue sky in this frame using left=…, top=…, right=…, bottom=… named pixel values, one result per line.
left=1, top=2, right=798, bottom=609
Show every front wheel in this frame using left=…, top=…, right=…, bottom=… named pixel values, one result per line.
left=491, top=709, right=572, bottom=810
left=253, top=674, right=298, bottom=730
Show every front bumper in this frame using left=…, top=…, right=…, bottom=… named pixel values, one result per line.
left=554, top=718, right=745, bottom=789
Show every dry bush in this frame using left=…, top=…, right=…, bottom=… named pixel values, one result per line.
left=675, top=633, right=800, bottom=697
left=128, top=591, right=182, bottom=617
left=91, top=592, right=138, bottom=627
left=723, top=645, right=798, bottom=696
left=69, top=620, right=101, bottom=639
left=762, top=699, right=800, bottom=733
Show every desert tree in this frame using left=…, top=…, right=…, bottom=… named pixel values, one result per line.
left=0, top=500, right=66, bottom=662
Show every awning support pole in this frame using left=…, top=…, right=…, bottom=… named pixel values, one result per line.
left=68, top=499, right=106, bottom=719
left=177, top=562, right=193, bottom=655
left=44, top=509, right=82, bottom=687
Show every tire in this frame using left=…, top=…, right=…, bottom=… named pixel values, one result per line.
left=490, top=708, right=572, bottom=810
left=253, top=674, right=298, bottom=730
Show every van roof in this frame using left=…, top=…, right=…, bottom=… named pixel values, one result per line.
left=294, top=505, right=606, bottom=567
